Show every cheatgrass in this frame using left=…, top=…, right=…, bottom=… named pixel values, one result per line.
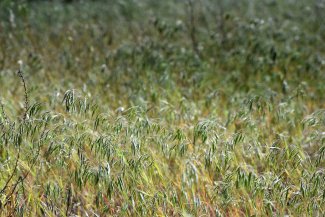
left=0, top=0, right=324, bottom=216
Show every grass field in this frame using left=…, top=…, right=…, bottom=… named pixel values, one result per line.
left=0, top=0, right=324, bottom=216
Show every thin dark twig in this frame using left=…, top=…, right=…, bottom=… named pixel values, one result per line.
left=3, top=176, right=23, bottom=208
left=17, top=70, right=29, bottom=121
left=0, top=98, right=9, bottom=128
left=0, top=145, right=21, bottom=195
left=2, top=143, right=41, bottom=210
left=66, top=185, right=72, bottom=217
left=0, top=70, right=33, bottom=213
left=2, top=120, right=43, bottom=210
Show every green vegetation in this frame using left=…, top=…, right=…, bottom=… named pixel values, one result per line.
left=0, top=0, right=324, bottom=216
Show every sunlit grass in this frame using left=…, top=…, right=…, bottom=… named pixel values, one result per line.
left=0, top=0, right=324, bottom=216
